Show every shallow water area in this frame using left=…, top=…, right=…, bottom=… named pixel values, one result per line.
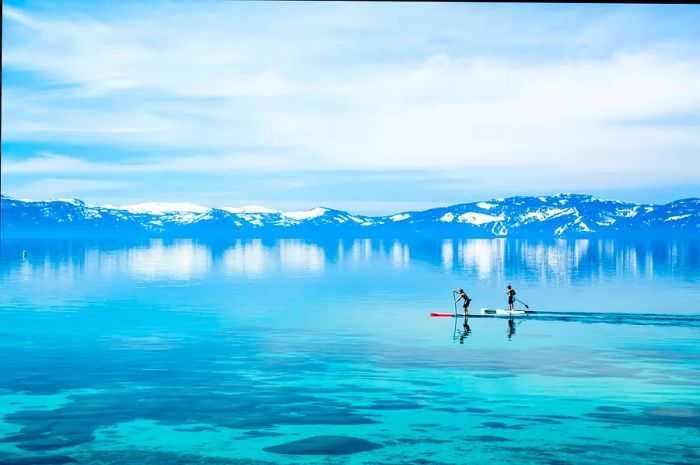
left=0, top=238, right=698, bottom=464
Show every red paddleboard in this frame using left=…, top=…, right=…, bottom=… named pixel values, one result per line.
left=429, top=312, right=457, bottom=317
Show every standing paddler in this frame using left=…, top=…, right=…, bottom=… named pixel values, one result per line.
left=453, top=289, right=472, bottom=316
left=505, top=285, right=517, bottom=312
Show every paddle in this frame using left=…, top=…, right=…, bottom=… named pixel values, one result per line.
left=452, top=291, right=458, bottom=316
left=515, top=298, right=529, bottom=309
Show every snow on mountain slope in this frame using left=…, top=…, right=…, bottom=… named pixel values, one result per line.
left=283, top=207, right=328, bottom=220
left=2, top=194, right=698, bottom=238
left=476, top=202, right=497, bottom=210
left=456, top=212, right=504, bottom=225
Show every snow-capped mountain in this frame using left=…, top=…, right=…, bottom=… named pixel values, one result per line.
left=1, top=194, right=698, bottom=238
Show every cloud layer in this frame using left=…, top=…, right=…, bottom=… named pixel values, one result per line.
left=2, top=2, right=699, bottom=211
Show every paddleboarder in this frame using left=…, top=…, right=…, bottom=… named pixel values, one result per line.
left=453, top=289, right=471, bottom=316
left=505, top=285, right=516, bottom=311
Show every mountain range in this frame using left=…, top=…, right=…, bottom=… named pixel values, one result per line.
left=1, top=194, right=698, bottom=239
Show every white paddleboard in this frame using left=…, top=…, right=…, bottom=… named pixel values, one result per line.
left=480, top=308, right=528, bottom=317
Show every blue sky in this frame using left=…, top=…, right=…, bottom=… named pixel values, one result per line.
left=2, top=1, right=700, bottom=214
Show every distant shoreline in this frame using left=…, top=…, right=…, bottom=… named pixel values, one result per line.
left=2, top=193, right=698, bottom=239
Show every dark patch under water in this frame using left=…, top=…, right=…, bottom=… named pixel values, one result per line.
left=173, top=426, right=219, bottom=432
left=595, top=406, right=629, bottom=412
left=71, top=450, right=274, bottom=464
left=515, top=417, right=562, bottom=425
left=0, top=455, right=77, bottom=465
left=390, top=437, right=453, bottom=445
left=262, top=435, right=383, bottom=455
left=469, top=435, right=512, bottom=442
left=0, top=337, right=391, bottom=452
left=431, top=407, right=462, bottom=413
left=241, top=430, right=285, bottom=438
left=481, top=421, right=528, bottom=430
left=585, top=407, right=700, bottom=429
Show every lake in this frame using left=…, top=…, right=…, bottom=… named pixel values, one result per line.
left=0, top=238, right=698, bottom=465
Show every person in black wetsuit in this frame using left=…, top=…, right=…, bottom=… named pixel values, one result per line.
left=454, top=289, right=471, bottom=316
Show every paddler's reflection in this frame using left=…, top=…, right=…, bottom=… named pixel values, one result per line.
left=457, top=316, right=471, bottom=344
left=507, top=317, right=516, bottom=340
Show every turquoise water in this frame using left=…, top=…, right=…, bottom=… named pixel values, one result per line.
left=0, top=238, right=698, bottom=465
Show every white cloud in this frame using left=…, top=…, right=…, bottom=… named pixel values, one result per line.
left=2, top=152, right=301, bottom=174
left=11, top=178, right=138, bottom=199
left=2, top=3, right=700, bottom=190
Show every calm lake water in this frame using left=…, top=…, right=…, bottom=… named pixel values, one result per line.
left=0, top=238, right=699, bottom=465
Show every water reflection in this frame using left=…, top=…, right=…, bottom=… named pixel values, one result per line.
left=127, top=240, right=211, bottom=280
left=279, top=240, right=325, bottom=273
left=441, top=240, right=453, bottom=271
left=454, top=316, right=471, bottom=344
left=457, top=239, right=504, bottom=279
left=390, top=240, right=410, bottom=268
left=445, top=239, right=700, bottom=283
left=452, top=316, right=525, bottom=344
left=1, top=238, right=698, bottom=283
left=219, top=239, right=327, bottom=277
left=221, top=239, right=267, bottom=277
left=507, top=318, right=517, bottom=340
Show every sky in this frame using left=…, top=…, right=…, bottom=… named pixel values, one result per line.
left=2, top=1, right=700, bottom=215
